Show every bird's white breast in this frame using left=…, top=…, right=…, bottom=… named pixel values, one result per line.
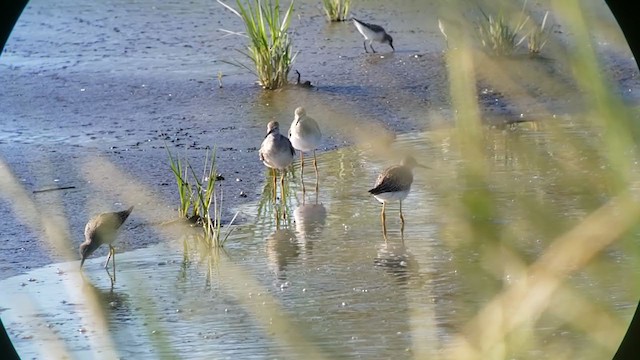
left=261, top=135, right=294, bottom=169
left=289, top=128, right=321, bottom=153
left=373, top=190, right=410, bottom=203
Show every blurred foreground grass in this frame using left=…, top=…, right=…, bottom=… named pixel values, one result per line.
left=1, top=0, right=639, bottom=359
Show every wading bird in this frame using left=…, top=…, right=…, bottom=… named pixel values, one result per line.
left=80, top=206, right=134, bottom=275
left=352, top=18, right=395, bottom=53
left=368, top=156, right=426, bottom=237
left=260, top=121, right=295, bottom=203
left=288, top=107, right=321, bottom=193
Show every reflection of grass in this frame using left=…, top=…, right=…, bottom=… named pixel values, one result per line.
left=322, top=0, right=350, bottom=22
left=218, top=0, right=296, bottom=90
left=182, top=233, right=229, bottom=288
left=257, top=166, right=296, bottom=228
left=166, top=146, right=237, bottom=247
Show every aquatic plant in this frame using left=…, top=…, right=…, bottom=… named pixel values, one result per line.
left=166, top=146, right=236, bottom=247
left=321, top=0, right=351, bottom=22
left=166, top=146, right=191, bottom=218
left=218, top=0, right=296, bottom=90
left=476, top=9, right=528, bottom=56
left=525, top=11, right=552, bottom=55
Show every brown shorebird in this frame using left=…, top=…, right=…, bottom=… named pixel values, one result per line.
left=260, top=121, right=295, bottom=203
left=80, top=206, right=134, bottom=274
left=288, top=107, right=321, bottom=193
left=368, top=156, right=426, bottom=237
left=352, top=18, right=395, bottom=53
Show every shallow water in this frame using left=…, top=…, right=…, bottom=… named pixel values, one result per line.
left=2, top=127, right=639, bottom=359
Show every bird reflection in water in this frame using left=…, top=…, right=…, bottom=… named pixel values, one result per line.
left=373, top=242, right=416, bottom=285
left=265, top=229, right=300, bottom=282
left=293, top=203, right=326, bottom=259
left=81, top=280, right=132, bottom=324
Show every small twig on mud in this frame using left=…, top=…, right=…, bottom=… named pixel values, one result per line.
left=32, top=186, right=76, bottom=194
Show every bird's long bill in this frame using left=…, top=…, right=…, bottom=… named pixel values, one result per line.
left=416, top=163, right=430, bottom=169
left=80, top=257, right=86, bottom=269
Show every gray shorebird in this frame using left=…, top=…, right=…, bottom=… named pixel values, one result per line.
left=368, top=156, right=425, bottom=237
left=352, top=18, right=395, bottom=53
left=80, top=206, right=134, bottom=274
left=260, top=121, right=296, bottom=202
left=288, top=107, right=321, bottom=193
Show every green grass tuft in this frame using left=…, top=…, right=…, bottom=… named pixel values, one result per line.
left=322, top=0, right=351, bottom=22
left=218, top=0, right=296, bottom=90
left=166, top=145, right=237, bottom=248
left=476, top=9, right=528, bottom=56
left=166, top=145, right=191, bottom=218
left=526, top=11, right=552, bottom=55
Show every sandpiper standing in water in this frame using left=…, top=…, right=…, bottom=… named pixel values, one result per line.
left=352, top=18, right=395, bottom=53
left=260, top=121, right=296, bottom=204
left=288, top=107, right=321, bottom=194
left=369, top=156, right=426, bottom=238
left=80, top=206, right=134, bottom=279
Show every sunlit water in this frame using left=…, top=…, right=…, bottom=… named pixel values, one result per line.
left=2, top=126, right=638, bottom=359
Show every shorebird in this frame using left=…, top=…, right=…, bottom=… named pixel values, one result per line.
left=368, top=156, right=426, bottom=237
left=260, top=121, right=296, bottom=203
left=80, top=206, right=134, bottom=275
left=288, top=107, right=321, bottom=193
left=352, top=18, right=395, bottom=53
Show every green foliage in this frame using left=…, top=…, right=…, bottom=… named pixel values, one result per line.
left=166, top=146, right=237, bottom=247
left=322, top=0, right=351, bottom=22
left=476, top=9, right=528, bottom=56
left=218, top=0, right=296, bottom=90
left=166, top=146, right=191, bottom=218
left=526, top=11, right=552, bottom=55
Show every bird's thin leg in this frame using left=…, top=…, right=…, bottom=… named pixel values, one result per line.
left=104, top=246, right=116, bottom=283
left=111, top=245, right=116, bottom=280
left=272, top=168, right=277, bottom=203
left=300, top=151, right=306, bottom=194
left=280, top=171, right=287, bottom=220
left=104, top=247, right=112, bottom=269
left=313, top=150, right=319, bottom=193
left=363, top=40, right=369, bottom=53
left=381, top=202, right=387, bottom=240
left=400, top=200, right=405, bottom=232
left=370, top=42, right=376, bottom=53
